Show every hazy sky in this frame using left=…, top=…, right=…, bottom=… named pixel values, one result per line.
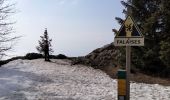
left=8, top=0, right=124, bottom=58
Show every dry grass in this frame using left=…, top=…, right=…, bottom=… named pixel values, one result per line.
left=103, top=66, right=170, bottom=86
left=130, top=73, right=170, bottom=86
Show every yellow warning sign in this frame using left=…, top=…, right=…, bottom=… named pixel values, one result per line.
left=115, top=15, right=143, bottom=38
left=118, top=79, right=126, bottom=96
left=114, top=15, right=144, bottom=46
left=125, top=16, right=134, bottom=37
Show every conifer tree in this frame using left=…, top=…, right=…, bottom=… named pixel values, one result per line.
left=36, top=29, right=53, bottom=61
left=114, top=0, right=170, bottom=76
left=131, top=0, right=165, bottom=73
left=159, top=0, right=170, bottom=71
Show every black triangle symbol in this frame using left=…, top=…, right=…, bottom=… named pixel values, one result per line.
left=116, top=16, right=143, bottom=38
left=132, top=25, right=140, bottom=36
left=118, top=25, right=126, bottom=36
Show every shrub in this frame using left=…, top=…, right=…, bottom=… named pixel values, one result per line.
left=50, top=54, right=67, bottom=59
left=56, top=54, right=67, bottom=59
left=25, top=53, right=43, bottom=60
left=0, top=56, right=24, bottom=66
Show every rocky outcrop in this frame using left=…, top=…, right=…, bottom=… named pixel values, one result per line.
left=72, top=42, right=121, bottom=69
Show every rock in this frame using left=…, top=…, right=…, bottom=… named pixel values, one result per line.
left=72, top=42, right=121, bottom=68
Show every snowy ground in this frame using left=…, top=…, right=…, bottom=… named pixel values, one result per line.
left=0, top=59, right=169, bottom=100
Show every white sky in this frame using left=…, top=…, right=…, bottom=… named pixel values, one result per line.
left=6, top=0, right=124, bottom=58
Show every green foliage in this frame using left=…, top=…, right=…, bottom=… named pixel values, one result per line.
left=0, top=56, right=25, bottom=66
left=131, top=0, right=168, bottom=75
left=160, top=40, right=170, bottom=68
left=50, top=54, right=67, bottom=59
left=56, top=54, right=67, bottom=59
left=116, top=47, right=126, bottom=68
left=116, top=0, right=170, bottom=77
left=159, top=0, right=170, bottom=68
left=25, top=53, right=43, bottom=60
left=36, top=29, right=53, bottom=61
left=0, top=53, right=68, bottom=66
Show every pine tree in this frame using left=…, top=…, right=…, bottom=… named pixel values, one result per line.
left=36, top=29, right=53, bottom=61
left=159, top=0, right=170, bottom=72
left=131, top=0, right=165, bottom=73
left=114, top=0, right=170, bottom=76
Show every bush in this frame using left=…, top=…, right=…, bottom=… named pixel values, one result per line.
left=25, top=53, right=43, bottom=60
left=0, top=60, right=9, bottom=66
left=50, top=54, right=67, bottom=59
left=0, top=56, right=25, bottom=66
left=0, top=53, right=68, bottom=66
left=56, top=54, right=67, bottom=59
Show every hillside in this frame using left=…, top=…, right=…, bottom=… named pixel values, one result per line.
left=72, top=43, right=120, bottom=77
left=0, top=59, right=170, bottom=100
left=72, top=43, right=170, bottom=85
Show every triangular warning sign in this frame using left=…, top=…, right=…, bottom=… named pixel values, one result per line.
left=115, top=15, right=143, bottom=38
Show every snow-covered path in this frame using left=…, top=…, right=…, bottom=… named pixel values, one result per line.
left=0, top=59, right=170, bottom=100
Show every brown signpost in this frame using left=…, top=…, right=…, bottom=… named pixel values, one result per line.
left=113, top=14, right=144, bottom=100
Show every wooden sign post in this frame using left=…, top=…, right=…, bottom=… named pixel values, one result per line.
left=113, top=7, right=144, bottom=100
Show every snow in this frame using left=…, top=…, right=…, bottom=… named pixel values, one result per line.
left=0, top=59, right=169, bottom=100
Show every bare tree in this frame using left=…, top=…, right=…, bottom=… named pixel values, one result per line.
left=0, top=0, right=18, bottom=59
left=36, top=28, right=53, bottom=61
